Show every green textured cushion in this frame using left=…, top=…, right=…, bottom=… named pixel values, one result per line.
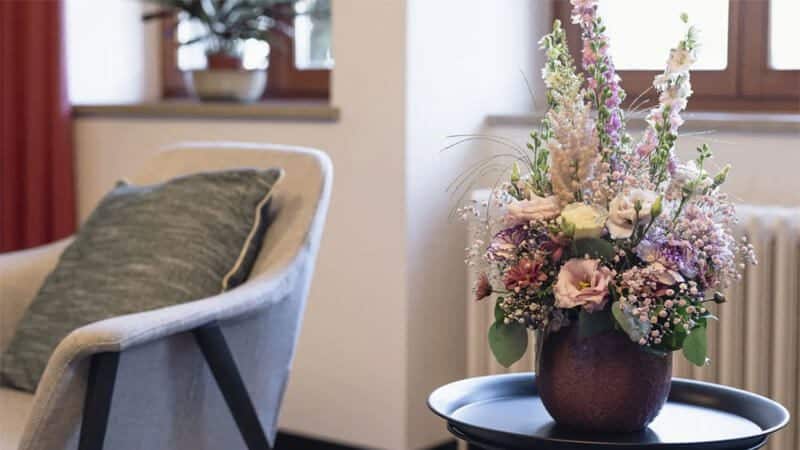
left=0, top=168, right=283, bottom=392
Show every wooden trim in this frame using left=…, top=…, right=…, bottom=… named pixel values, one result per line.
left=739, top=0, right=800, bottom=99
left=161, top=17, right=187, bottom=98
left=71, top=101, right=340, bottom=121
left=686, top=96, right=799, bottom=113
left=264, top=21, right=330, bottom=99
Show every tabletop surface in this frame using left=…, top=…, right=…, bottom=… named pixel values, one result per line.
left=428, top=373, right=790, bottom=449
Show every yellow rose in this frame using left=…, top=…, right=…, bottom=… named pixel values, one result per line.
left=561, top=203, right=608, bottom=239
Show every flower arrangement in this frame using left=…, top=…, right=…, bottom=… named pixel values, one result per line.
left=464, top=0, right=756, bottom=368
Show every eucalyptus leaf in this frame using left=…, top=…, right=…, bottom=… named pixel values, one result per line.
left=570, top=238, right=615, bottom=261
left=611, top=301, right=651, bottom=343
left=682, top=325, right=708, bottom=367
left=488, top=321, right=528, bottom=368
left=578, top=308, right=615, bottom=338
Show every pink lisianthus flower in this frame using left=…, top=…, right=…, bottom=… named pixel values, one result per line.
left=554, top=258, right=615, bottom=312
left=505, top=195, right=561, bottom=225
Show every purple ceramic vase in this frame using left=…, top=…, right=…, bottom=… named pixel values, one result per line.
left=536, top=322, right=672, bottom=433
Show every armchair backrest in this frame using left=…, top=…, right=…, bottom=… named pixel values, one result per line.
left=130, top=142, right=333, bottom=281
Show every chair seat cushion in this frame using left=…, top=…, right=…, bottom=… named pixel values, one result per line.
left=0, top=387, right=34, bottom=450
left=0, top=169, right=283, bottom=392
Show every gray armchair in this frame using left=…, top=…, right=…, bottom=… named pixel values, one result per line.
left=0, top=143, right=332, bottom=450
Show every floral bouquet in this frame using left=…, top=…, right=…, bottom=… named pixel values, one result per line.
left=463, top=0, right=756, bottom=374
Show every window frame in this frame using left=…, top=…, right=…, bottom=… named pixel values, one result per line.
left=160, top=15, right=330, bottom=101
left=553, top=0, right=799, bottom=112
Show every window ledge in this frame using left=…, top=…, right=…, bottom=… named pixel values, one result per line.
left=72, top=100, right=340, bottom=122
left=487, top=111, right=800, bottom=134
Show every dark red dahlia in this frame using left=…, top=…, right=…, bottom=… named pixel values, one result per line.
left=503, top=258, right=548, bottom=292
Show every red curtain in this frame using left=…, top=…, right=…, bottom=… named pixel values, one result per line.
left=0, top=0, right=75, bottom=252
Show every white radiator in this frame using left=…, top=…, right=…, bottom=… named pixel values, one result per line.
left=466, top=193, right=800, bottom=449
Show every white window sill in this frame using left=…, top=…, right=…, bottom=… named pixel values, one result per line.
left=72, top=100, right=340, bottom=122
left=487, top=111, right=800, bottom=134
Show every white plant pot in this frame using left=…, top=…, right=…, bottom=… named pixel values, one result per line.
left=183, top=69, right=268, bottom=102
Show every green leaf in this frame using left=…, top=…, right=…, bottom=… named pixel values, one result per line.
left=578, top=308, right=615, bottom=338
left=662, top=328, right=688, bottom=351
left=488, top=321, right=528, bottom=368
left=682, top=325, right=708, bottom=366
left=494, top=300, right=505, bottom=322
left=570, top=238, right=615, bottom=261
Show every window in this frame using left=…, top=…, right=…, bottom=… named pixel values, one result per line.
left=554, top=0, right=800, bottom=112
left=66, top=0, right=156, bottom=104
left=162, top=0, right=332, bottom=100
left=770, top=0, right=800, bottom=70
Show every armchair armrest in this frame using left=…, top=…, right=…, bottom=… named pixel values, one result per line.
left=0, top=238, right=72, bottom=352
left=62, top=249, right=304, bottom=355
left=18, top=246, right=310, bottom=450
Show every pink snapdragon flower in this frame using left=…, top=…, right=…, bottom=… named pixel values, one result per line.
left=554, top=258, right=614, bottom=312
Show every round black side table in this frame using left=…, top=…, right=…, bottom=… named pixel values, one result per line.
left=428, top=373, right=789, bottom=450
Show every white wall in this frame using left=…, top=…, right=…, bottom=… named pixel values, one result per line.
left=404, top=1, right=543, bottom=447
left=65, top=0, right=161, bottom=104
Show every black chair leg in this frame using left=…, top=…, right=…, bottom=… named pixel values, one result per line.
left=78, top=352, right=120, bottom=450
left=193, top=321, right=272, bottom=450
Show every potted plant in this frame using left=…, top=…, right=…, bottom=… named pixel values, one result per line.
left=461, top=0, right=756, bottom=433
left=142, top=0, right=300, bottom=102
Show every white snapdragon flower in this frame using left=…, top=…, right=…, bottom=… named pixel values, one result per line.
left=667, top=48, right=696, bottom=74
left=659, top=81, right=693, bottom=109
left=670, top=160, right=712, bottom=195
left=652, top=73, right=670, bottom=90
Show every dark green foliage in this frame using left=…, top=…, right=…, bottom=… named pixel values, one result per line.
left=578, top=308, right=615, bottom=338
left=141, top=0, right=329, bottom=54
left=570, top=238, right=615, bottom=262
